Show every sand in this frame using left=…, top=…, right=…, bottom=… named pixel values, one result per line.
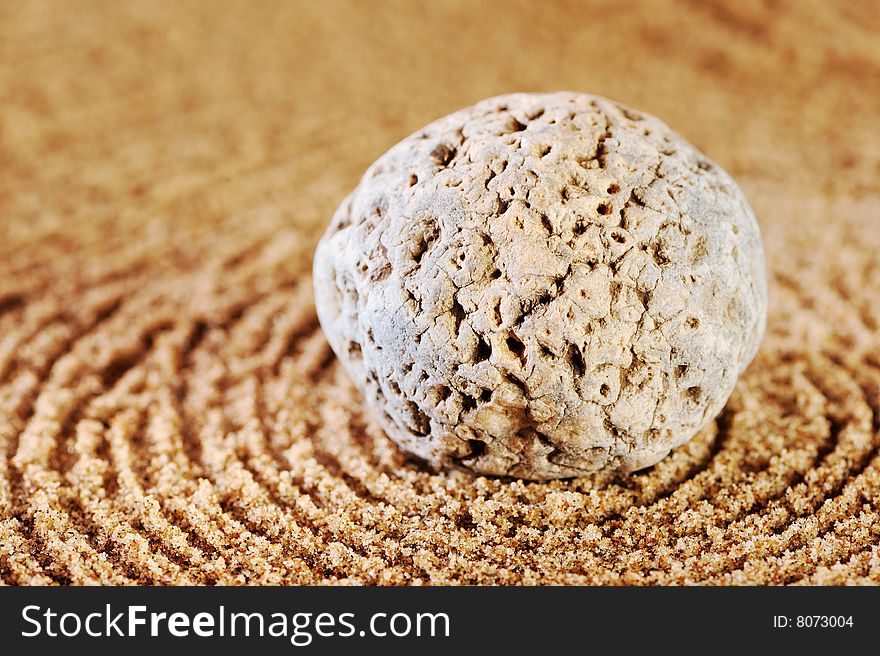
left=0, top=0, right=878, bottom=585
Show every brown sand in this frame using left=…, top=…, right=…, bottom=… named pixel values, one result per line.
left=1, top=0, right=879, bottom=585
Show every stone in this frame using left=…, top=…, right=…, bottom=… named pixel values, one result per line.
left=313, top=92, right=767, bottom=480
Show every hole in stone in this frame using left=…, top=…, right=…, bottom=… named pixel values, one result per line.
left=607, top=183, right=620, bottom=194
left=506, top=333, right=526, bottom=364
left=409, top=174, right=418, bottom=186
left=475, top=336, right=492, bottom=362
left=430, top=143, right=457, bottom=167
left=610, top=229, right=627, bottom=244
left=687, top=386, right=702, bottom=401
left=538, top=144, right=551, bottom=158
left=404, top=400, right=431, bottom=436
left=347, top=341, right=362, bottom=358
left=599, top=383, right=611, bottom=397
left=490, top=268, right=502, bottom=279
left=676, top=364, right=688, bottom=378
left=541, top=214, right=553, bottom=234
left=467, top=439, right=486, bottom=458
left=412, top=220, right=439, bottom=265
left=597, top=202, right=612, bottom=215
left=450, top=298, right=466, bottom=334
left=479, top=388, right=492, bottom=402
left=434, top=384, right=451, bottom=402
left=651, top=246, right=670, bottom=266
left=507, top=117, right=527, bottom=133
left=685, top=317, right=700, bottom=329
left=568, top=343, right=586, bottom=378
left=413, top=239, right=427, bottom=264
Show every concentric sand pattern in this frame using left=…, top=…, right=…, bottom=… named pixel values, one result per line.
left=1, top=1, right=879, bottom=584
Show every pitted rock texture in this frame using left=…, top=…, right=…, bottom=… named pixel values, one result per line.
left=313, top=92, right=767, bottom=480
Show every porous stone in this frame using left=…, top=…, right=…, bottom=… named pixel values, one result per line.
left=313, top=92, right=767, bottom=480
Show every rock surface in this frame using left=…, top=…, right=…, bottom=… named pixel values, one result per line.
left=313, top=92, right=767, bottom=479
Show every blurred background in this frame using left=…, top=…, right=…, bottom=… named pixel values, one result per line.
left=1, top=0, right=877, bottom=256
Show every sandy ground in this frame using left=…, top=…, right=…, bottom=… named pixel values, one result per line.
left=1, top=0, right=879, bottom=584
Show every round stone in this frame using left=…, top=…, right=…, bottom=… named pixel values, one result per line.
left=313, top=92, right=767, bottom=480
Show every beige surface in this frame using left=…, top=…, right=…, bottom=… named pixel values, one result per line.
left=1, top=0, right=879, bottom=584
